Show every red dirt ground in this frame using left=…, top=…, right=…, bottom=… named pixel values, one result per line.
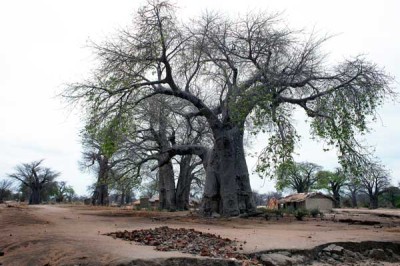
left=1, top=203, right=399, bottom=265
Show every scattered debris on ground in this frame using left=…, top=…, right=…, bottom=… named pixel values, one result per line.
left=106, top=226, right=259, bottom=263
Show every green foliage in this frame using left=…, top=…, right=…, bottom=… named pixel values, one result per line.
left=275, top=161, right=322, bottom=193
left=310, top=208, right=323, bottom=218
left=84, top=113, right=132, bottom=158
left=293, top=208, right=309, bottom=221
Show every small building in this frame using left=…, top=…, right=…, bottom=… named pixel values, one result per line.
left=278, top=192, right=334, bottom=211
left=149, top=195, right=160, bottom=209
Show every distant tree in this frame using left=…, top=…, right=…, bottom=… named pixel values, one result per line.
left=316, top=168, right=346, bottom=208
left=381, top=186, right=400, bottom=208
left=8, top=160, right=60, bottom=204
left=54, top=181, right=75, bottom=203
left=140, top=176, right=158, bottom=199
left=276, top=161, right=322, bottom=193
left=252, top=191, right=268, bottom=206
left=344, top=177, right=362, bottom=208
left=0, top=179, right=14, bottom=203
left=253, top=190, right=282, bottom=206
left=80, top=117, right=128, bottom=206
left=109, top=175, right=138, bottom=205
left=359, top=162, right=390, bottom=209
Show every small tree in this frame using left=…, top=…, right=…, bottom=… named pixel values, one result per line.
left=380, top=186, right=400, bottom=208
left=8, top=160, right=60, bottom=204
left=276, top=161, right=322, bottom=193
left=54, top=181, right=75, bottom=203
left=0, top=179, right=14, bottom=203
left=359, top=162, right=390, bottom=209
left=316, top=168, right=346, bottom=208
left=344, top=177, right=362, bottom=208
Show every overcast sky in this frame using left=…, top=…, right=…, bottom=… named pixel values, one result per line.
left=0, top=0, right=399, bottom=196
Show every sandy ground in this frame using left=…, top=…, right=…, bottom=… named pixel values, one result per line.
left=1, top=203, right=400, bottom=265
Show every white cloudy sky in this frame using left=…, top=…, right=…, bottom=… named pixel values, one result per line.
left=0, top=0, right=399, bottom=196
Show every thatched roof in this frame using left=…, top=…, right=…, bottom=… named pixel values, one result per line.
left=278, top=192, right=334, bottom=204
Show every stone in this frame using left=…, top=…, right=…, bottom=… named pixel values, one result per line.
left=368, top=249, right=387, bottom=261
left=386, top=248, right=400, bottom=261
left=343, top=249, right=356, bottom=258
left=260, top=253, right=292, bottom=266
left=289, top=255, right=307, bottom=264
left=277, top=251, right=292, bottom=257
left=323, top=244, right=344, bottom=254
left=331, top=253, right=340, bottom=260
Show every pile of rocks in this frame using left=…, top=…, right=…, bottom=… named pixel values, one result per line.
left=106, top=226, right=253, bottom=261
left=316, top=244, right=400, bottom=265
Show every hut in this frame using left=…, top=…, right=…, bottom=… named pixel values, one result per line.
left=279, top=192, right=334, bottom=211
left=149, top=195, right=160, bottom=208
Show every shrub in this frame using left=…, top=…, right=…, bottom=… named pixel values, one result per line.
left=294, top=208, right=309, bottom=221
left=310, top=208, right=321, bottom=218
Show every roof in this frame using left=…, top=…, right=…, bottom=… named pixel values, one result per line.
left=149, top=195, right=159, bottom=202
left=278, top=192, right=334, bottom=204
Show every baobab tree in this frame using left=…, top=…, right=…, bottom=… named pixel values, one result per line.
left=8, top=160, right=60, bottom=204
left=276, top=161, right=322, bottom=193
left=316, top=168, right=347, bottom=208
left=65, top=1, right=394, bottom=216
left=0, top=179, right=14, bottom=203
left=359, top=162, right=390, bottom=209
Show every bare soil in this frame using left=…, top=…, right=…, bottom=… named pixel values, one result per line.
left=1, top=203, right=399, bottom=265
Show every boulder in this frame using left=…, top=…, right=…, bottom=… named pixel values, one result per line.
left=259, top=253, right=306, bottom=266
left=368, top=249, right=387, bottom=261
left=322, top=244, right=344, bottom=254
left=260, top=253, right=293, bottom=266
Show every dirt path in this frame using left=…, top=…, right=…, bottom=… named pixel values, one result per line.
left=1, top=204, right=399, bottom=265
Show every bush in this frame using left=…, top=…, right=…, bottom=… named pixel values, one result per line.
left=310, top=208, right=322, bottom=218
left=294, top=208, right=309, bottom=221
left=257, top=207, right=283, bottom=220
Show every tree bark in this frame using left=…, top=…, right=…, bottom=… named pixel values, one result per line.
left=92, top=156, right=110, bottom=206
left=332, top=188, right=341, bottom=208
left=369, top=194, right=379, bottom=209
left=120, top=191, right=126, bottom=206
left=29, top=187, right=41, bottom=204
left=176, top=155, right=193, bottom=210
left=202, top=127, right=256, bottom=216
left=158, top=156, right=176, bottom=211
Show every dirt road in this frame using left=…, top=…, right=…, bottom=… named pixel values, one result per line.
left=1, top=204, right=399, bottom=265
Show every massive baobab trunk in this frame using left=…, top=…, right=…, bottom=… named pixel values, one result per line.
left=29, top=186, right=41, bottom=205
left=202, top=127, right=256, bottom=216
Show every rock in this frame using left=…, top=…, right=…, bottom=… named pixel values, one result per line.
left=368, top=249, right=387, bottom=261
left=343, top=249, right=357, bottom=258
left=323, top=257, right=337, bottom=265
left=260, top=253, right=293, bottom=266
left=331, top=253, right=341, bottom=260
left=277, top=251, right=291, bottom=257
left=289, top=255, right=307, bottom=264
left=323, top=244, right=344, bottom=254
left=0, top=250, right=4, bottom=256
